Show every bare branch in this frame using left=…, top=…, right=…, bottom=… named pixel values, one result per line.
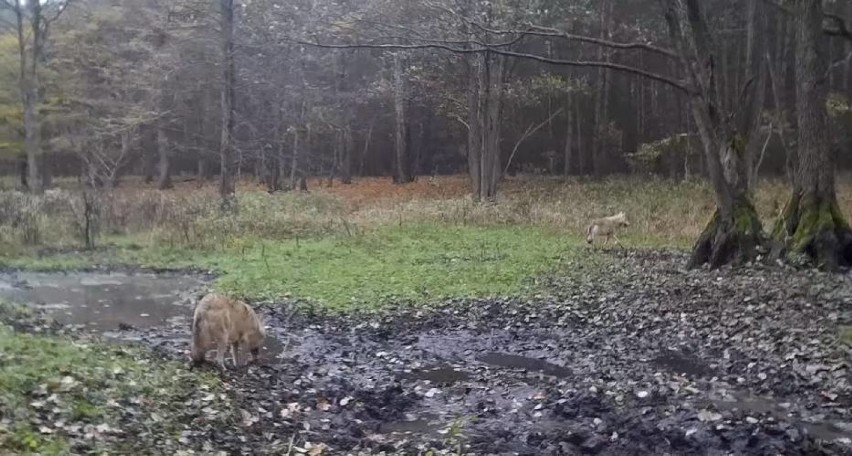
left=292, top=39, right=689, bottom=93
left=513, top=24, right=677, bottom=59
left=504, top=108, right=564, bottom=175
left=824, top=13, right=852, bottom=42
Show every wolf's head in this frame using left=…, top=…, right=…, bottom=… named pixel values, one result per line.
left=616, top=211, right=630, bottom=226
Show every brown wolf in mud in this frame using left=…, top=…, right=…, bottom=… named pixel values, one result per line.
left=190, top=293, right=266, bottom=369
left=586, top=212, right=630, bottom=246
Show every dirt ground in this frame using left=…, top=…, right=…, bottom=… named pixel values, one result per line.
left=17, top=250, right=842, bottom=455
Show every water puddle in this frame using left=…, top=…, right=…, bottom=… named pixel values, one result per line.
left=379, top=413, right=443, bottom=436
left=0, top=272, right=203, bottom=331
left=714, top=393, right=852, bottom=443
left=402, top=365, right=471, bottom=384
left=652, top=350, right=714, bottom=377
left=477, top=352, right=572, bottom=378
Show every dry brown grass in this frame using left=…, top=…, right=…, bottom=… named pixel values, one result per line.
left=3, top=174, right=852, bottom=250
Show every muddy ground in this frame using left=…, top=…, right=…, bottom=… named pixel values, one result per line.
left=2, top=251, right=852, bottom=455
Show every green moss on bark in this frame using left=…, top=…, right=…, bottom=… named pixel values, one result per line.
left=688, top=199, right=766, bottom=269
left=775, top=192, right=852, bottom=269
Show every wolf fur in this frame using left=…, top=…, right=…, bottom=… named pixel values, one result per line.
left=586, top=212, right=630, bottom=246
left=190, top=293, right=266, bottom=369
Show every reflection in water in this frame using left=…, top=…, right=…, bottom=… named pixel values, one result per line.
left=0, top=272, right=203, bottom=331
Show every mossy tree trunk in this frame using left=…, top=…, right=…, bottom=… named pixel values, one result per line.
left=773, top=0, right=852, bottom=270
left=665, top=0, right=769, bottom=268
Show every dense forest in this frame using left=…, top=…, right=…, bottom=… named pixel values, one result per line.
left=1, top=0, right=852, bottom=268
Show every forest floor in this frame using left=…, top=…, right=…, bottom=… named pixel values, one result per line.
left=0, top=175, right=851, bottom=454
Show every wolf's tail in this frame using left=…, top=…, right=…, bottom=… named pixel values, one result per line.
left=586, top=224, right=594, bottom=244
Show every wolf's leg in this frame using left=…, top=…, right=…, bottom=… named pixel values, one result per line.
left=230, top=342, right=240, bottom=367
left=215, top=340, right=228, bottom=370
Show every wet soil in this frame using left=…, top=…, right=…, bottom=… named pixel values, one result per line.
left=3, top=250, right=852, bottom=455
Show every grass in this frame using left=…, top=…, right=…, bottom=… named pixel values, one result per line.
left=205, top=224, right=593, bottom=309
left=0, top=305, right=229, bottom=454
left=2, top=174, right=851, bottom=309
left=2, top=224, right=598, bottom=310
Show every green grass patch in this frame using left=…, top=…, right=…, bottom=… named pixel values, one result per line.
left=2, top=224, right=605, bottom=311
left=0, top=322, right=229, bottom=454
left=203, top=224, right=595, bottom=309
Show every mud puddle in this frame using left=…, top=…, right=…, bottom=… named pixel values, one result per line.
left=652, top=350, right=715, bottom=377
left=477, top=352, right=572, bottom=378
left=0, top=272, right=203, bottom=330
left=713, top=393, right=852, bottom=443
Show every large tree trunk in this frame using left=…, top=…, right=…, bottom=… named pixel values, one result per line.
left=466, top=52, right=483, bottom=198
left=392, top=52, right=413, bottom=184
left=219, top=0, right=236, bottom=205
left=479, top=52, right=505, bottom=201
left=773, top=0, right=852, bottom=270
left=20, top=0, right=43, bottom=194
left=157, top=123, right=172, bottom=190
left=742, top=0, right=768, bottom=194
left=665, top=0, right=769, bottom=268
left=591, top=0, right=612, bottom=178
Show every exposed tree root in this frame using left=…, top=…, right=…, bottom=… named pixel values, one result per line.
left=773, top=193, right=852, bottom=271
left=688, top=199, right=768, bottom=269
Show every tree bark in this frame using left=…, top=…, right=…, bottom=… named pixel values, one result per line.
left=466, top=52, right=483, bottom=198
left=219, top=0, right=236, bottom=205
left=592, top=0, right=612, bottom=178
left=290, top=126, right=300, bottom=191
left=340, top=126, right=353, bottom=184
left=773, top=0, right=852, bottom=270
left=563, top=90, right=574, bottom=175
left=664, top=0, right=769, bottom=268
left=392, top=52, right=413, bottom=184
left=743, top=0, right=769, bottom=194
left=479, top=51, right=505, bottom=201
left=576, top=98, right=584, bottom=175
left=156, top=124, right=172, bottom=190
left=17, top=0, right=43, bottom=194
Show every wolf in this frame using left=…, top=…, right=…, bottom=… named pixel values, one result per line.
left=189, top=293, right=266, bottom=369
left=586, top=212, right=630, bottom=246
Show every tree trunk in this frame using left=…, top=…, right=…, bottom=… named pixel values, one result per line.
left=466, top=52, right=483, bottom=198
left=358, top=121, right=373, bottom=177
left=219, top=0, right=236, bottom=205
left=392, top=52, right=413, bottom=184
left=290, top=126, right=300, bottom=191
left=563, top=91, right=574, bottom=175
left=665, top=0, right=769, bottom=268
left=157, top=125, right=172, bottom=190
left=17, top=154, right=27, bottom=189
left=773, top=0, right=852, bottom=270
left=197, top=158, right=209, bottom=180
left=591, top=0, right=612, bottom=179
left=478, top=51, right=505, bottom=201
left=340, top=126, right=353, bottom=184
left=21, top=0, right=43, bottom=194
left=743, top=0, right=768, bottom=194
left=576, top=99, right=584, bottom=175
